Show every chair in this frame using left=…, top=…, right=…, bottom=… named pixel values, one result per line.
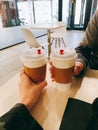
left=50, top=22, right=66, bottom=48
left=21, top=28, right=46, bottom=48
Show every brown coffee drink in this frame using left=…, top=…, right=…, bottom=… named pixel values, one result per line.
left=24, top=64, right=46, bottom=83
left=21, top=48, right=47, bottom=83
left=53, top=66, right=74, bottom=84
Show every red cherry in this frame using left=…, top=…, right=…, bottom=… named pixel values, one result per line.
left=60, top=49, right=64, bottom=55
left=37, top=49, right=41, bottom=54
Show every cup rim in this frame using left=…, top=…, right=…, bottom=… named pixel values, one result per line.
left=50, top=54, right=77, bottom=61
left=20, top=55, right=47, bottom=62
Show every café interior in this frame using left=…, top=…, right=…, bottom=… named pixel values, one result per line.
left=0, top=0, right=98, bottom=129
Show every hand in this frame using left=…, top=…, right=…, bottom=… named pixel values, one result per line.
left=19, top=70, right=47, bottom=110
left=49, top=61, right=84, bottom=79
left=49, top=62, right=55, bottom=81
left=73, top=62, right=84, bottom=76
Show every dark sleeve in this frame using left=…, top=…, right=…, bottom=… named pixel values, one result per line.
left=59, top=98, right=94, bottom=130
left=75, top=10, right=98, bottom=68
left=75, top=45, right=91, bottom=67
left=0, top=103, right=43, bottom=130
left=86, top=98, right=98, bottom=130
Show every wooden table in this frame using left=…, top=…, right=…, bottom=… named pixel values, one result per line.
left=0, top=67, right=98, bottom=130
left=30, top=22, right=65, bottom=58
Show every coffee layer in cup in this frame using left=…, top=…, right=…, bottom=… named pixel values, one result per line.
left=24, top=64, right=46, bottom=82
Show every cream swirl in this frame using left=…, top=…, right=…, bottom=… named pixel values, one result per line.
left=21, top=48, right=47, bottom=68
left=50, top=48, right=77, bottom=69
left=51, top=48, right=76, bottom=60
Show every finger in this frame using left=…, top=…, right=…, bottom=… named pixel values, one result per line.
left=37, top=80, right=47, bottom=91
left=49, top=61, right=52, bottom=65
left=20, top=70, right=30, bottom=81
left=49, top=66, right=53, bottom=73
left=73, top=66, right=81, bottom=76
left=20, top=68, right=24, bottom=72
left=49, top=65, right=55, bottom=78
left=50, top=74, right=55, bottom=79
left=20, top=69, right=25, bottom=77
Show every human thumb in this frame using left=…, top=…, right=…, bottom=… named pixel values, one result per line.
left=37, top=80, right=47, bottom=91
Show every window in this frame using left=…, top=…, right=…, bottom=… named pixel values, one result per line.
left=17, top=1, right=34, bottom=25
left=17, top=0, right=58, bottom=25
left=74, top=0, right=86, bottom=26
left=62, top=0, right=70, bottom=26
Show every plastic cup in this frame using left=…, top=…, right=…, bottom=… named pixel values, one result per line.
left=21, top=48, right=47, bottom=83
left=50, top=48, right=77, bottom=85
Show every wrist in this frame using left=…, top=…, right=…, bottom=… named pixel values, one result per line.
left=19, top=98, right=32, bottom=111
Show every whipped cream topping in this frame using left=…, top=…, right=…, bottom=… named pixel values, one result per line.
left=22, top=48, right=46, bottom=60
left=50, top=48, right=77, bottom=69
left=51, top=48, right=76, bottom=60
left=21, top=48, right=47, bottom=68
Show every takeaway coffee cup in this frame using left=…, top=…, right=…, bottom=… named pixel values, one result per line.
left=50, top=48, right=77, bottom=84
left=21, top=48, right=47, bottom=83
